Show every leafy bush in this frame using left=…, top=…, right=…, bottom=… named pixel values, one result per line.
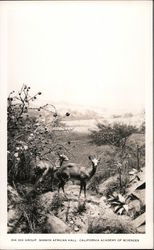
left=90, top=122, right=137, bottom=147
left=50, top=193, right=65, bottom=216
left=7, top=84, right=69, bottom=185
left=88, top=151, right=131, bottom=195
left=17, top=197, right=45, bottom=233
left=89, top=128, right=145, bottom=194
left=8, top=185, right=47, bottom=233
left=108, top=193, right=129, bottom=215
left=139, top=121, right=145, bottom=133
left=88, top=215, right=136, bottom=234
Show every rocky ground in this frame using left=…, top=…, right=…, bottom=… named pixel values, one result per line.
left=8, top=178, right=142, bottom=234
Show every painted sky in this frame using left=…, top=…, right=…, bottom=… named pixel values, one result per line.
left=5, top=1, right=152, bottom=112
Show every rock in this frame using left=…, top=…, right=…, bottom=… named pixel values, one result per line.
left=87, top=196, right=100, bottom=205
left=8, top=208, right=22, bottom=233
left=74, top=225, right=80, bottom=232
left=98, top=175, right=119, bottom=196
left=8, top=185, right=22, bottom=206
left=99, top=196, right=107, bottom=205
left=132, top=212, right=145, bottom=229
left=7, top=185, right=23, bottom=233
left=129, top=199, right=141, bottom=212
left=126, top=168, right=145, bottom=196
left=136, top=181, right=145, bottom=190
left=131, top=189, right=145, bottom=205
left=137, top=224, right=145, bottom=233
left=136, top=168, right=145, bottom=182
left=43, top=214, right=70, bottom=233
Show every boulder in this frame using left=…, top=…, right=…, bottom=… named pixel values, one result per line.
left=98, top=175, right=119, bottom=196
left=137, top=224, right=145, bottom=233
left=129, top=199, right=141, bottom=212
left=131, top=189, right=145, bottom=205
left=132, top=212, right=145, bottom=229
left=43, top=214, right=70, bottom=233
left=7, top=185, right=23, bottom=233
left=8, top=208, right=22, bottom=233
left=8, top=185, right=22, bottom=207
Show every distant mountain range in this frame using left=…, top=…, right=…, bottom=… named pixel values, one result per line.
left=29, top=99, right=145, bottom=121
left=48, top=101, right=145, bottom=120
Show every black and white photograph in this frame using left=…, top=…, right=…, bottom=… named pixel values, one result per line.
left=0, top=0, right=153, bottom=249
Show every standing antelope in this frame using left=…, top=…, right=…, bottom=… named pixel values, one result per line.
left=35, top=154, right=69, bottom=190
left=55, top=155, right=101, bottom=199
left=34, top=158, right=55, bottom=190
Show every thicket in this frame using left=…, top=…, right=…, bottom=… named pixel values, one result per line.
left=89, top=121, right=145, bottom=194
left=7, top=84, right=70, bottom=187
left=90, top=122, right=138, bottom=147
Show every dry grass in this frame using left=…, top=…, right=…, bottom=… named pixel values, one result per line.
left=88, top=215, right=136, bottom=234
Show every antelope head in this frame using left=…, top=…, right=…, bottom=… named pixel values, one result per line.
left=57, top=152, right=69, bottom=167
left=59, top=154, right=69, bottom=161
left=88, top=155, right=101, bottom=167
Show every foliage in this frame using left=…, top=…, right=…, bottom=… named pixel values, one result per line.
left=8, top=184, right=47, bottom=233
left=121, top=143, right=145, bottom=171
left=50, top=193, right=65, bottom=216
left=88, top=215, right=136, bottom=233
left=108, top=193, right=129, bottom=215
left=77, top=200, right=86, bottom=214
left=139, top=121, right=145, bottom=133
left=129, top=168, right=140, bottom=183
left=88, top=148, right=130, bottom=194
left=90, top=122, right=137, bottom=147
left=17, top=197, right=46, bottom=233
left=88, top=139, right=145, bottom=197
left=7, top=84, right=70, bottom=185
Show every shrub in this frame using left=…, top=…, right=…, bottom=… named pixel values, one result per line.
left=7, top=84, right=69, bottom=185
left=88, top=215, right=136, bottom=234
left=108, top=193, right=129, bottom=215
left=139, top=121, right=145, bottom=133
left=90, top=122, right=137, bottom=148
left=8, top=185, right=46, bottom=233
left=50, top=193, right=65, bottom=216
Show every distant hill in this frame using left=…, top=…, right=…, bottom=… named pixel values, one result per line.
left=27, top=100, right=145, bottom=129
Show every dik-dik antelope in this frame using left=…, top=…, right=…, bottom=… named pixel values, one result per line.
left=55, top=155, right=101, bottom=198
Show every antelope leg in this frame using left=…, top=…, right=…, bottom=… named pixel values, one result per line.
left=83, top=183, right=86, bottom=199
left=79, top=183, right=83, bottom=198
